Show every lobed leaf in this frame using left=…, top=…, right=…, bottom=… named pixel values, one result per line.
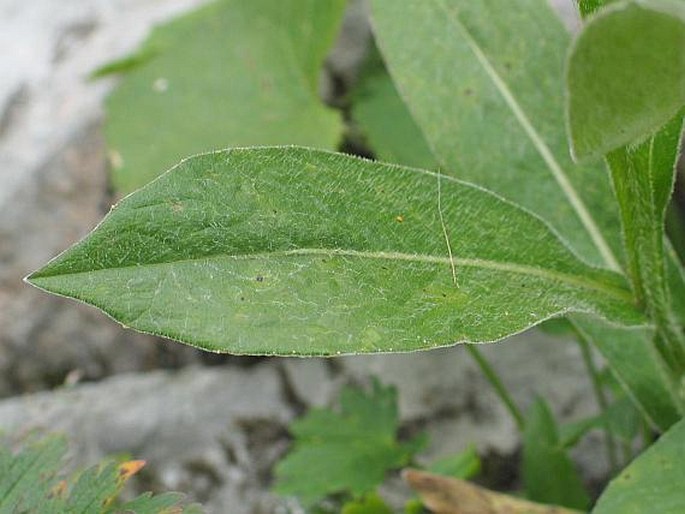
left=28, top=148, right=644, bottom=356
left=105, top=0, right=346, bottom=193
left=0, top=435, right=199, bottom=513
left=566, top=0, right=685, bottom=160
left=274, top=381, right=418, bottom=506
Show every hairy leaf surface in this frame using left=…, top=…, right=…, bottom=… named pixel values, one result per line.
left=105, top=0, right=345, bottom=193
left=370, top=0, right=622, bottom=269
left=567, top=0, right=685, bottom=160
left=593, top=416, right=685, bottom=514
left=28, top=148, right=643, bottom=355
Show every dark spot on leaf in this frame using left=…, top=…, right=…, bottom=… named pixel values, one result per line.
left=464, top=88, right=473, bottom=96
left=240, top=297, right=245, bottom=301
left=504, top=61, right=512, bottom=71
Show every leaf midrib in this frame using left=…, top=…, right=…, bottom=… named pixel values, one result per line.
left=432, top=0, right=621, bottom=272
left=33, top=248, right=633, bottom=303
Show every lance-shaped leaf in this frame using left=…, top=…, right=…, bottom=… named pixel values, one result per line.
left=567, top=0, right=685, bottom=160
left=369, top=0, right=622, bottom=269
left=104, top=0, right=346, bottom=193
left=28, top=148, right=643, bottom=355
left=522, top=399, right=590, bottom=510
left=571, top=315, right=682, bottom=431
left=350, top=49, right=438, bottom=170
left=593, top=416, right=685, bottom=514
left=605, top=112, right=685, bottom=369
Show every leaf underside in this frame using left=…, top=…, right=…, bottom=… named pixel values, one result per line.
left=28, top=148, right=643, bottom=356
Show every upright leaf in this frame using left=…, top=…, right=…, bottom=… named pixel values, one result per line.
left=605, top=112, right=685, bottom=369
left=28, top=148, right=643, bottom=355
left=523, top=399, right=590, bottom=510
left=566, top=0, right=685, bottom=160
left=350, top=49, right=438, bottom=170
left=370, top=0, right=622, bottom=269
left=593, top=417, right=685, bottom=514
left=105, top=0, right=346, bottom=193
left=571, top=316, right=682, bottom=431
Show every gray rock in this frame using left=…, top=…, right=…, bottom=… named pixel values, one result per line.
left=0, top=363, right=294, bottom=514
left=0, top=0, right=212, bottom=397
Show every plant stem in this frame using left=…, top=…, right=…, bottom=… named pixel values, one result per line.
left=575, top=330, right=619, bottom=472
left=464, top=344, right=525, bottom=432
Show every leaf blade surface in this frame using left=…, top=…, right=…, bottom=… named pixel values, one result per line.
left=29, top=148, right=643, bottom=355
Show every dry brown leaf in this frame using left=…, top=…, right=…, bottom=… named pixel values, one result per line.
left=403, top=469, right=585, bottom=514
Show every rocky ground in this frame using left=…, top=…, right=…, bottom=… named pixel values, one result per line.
left=0, top=1, right=610, bottom=512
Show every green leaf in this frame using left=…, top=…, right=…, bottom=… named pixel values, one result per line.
left=341, top=493, right=394, bottom=514
left=274, top=381, right=417, bottom=506
left=593, top=416, right=685, bottom=514
left=575, top=0, right=621, bottom=17
left=666, top=242, right=685, bottom=327
left=105, top=0, right=345, bottom=193
left=28, top=148, right=644, bottom=355
left=350, top=49, right=438, bottom=170
left=522, top=399, right=590, bottom=510
left=0, top=434, right=199, bottom=514
left=571, top=316, right=682, bottom=431
left=369, top=0, right=622, bottom=269
left=607, top=113, right=684, bottom=300
left=426, top=445, right=481, bottom=479
left=566, top=0, right=685, bottom=160
left=0, top=435, right=66, bottom=514
left=605, top=111, right=685, bottom=369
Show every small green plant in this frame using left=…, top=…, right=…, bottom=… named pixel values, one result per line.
left=0, top=434, right=202, bottom=513
left=26, top=0, right=685, bottom=511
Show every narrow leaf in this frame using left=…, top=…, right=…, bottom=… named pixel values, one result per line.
left=350, top=49, right=438, bottom=170
left=593, top=417, right=685, bottom=514
left=28, top=148, right=643, bottom=355
left=427, top=445, right=481, bottom=479
left=605, top=112, right=685, bottom=370
left=567, top=0, right=685, bottom=160
left=523, top=399, right=590, bottom=510
left=606, top=112, right=684, bottom=302
left=370, top=0, right=622, bottom=268
left=105, top=0, right=346, bottom=193
left=571, top=316, right=682, bottom=430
